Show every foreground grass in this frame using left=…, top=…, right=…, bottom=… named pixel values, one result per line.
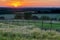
left=0, top=27, right=60, bottom=40
left=0, top=20, right=60, bottom=40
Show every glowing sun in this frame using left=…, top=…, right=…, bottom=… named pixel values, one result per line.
left=10, top=1, right=22, bottom=7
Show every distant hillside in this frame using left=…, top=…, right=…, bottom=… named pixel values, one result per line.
left=0, top=7, right=60, bottom=14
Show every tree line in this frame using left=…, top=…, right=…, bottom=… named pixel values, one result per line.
left=15, top=13, right=60, bottom=21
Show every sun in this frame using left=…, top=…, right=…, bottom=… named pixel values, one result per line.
left=11, top=1, right=22, bottom=7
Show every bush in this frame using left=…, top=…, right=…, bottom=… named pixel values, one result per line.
left=32, top=16, right=39, bottom=20
left=40, top=16, right=51, bottom=20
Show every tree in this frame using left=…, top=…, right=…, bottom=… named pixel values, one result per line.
left=24, top=12, right=32, bottom=20
left=40, top=16, right=51, bottom=20
left=15, top=13, right=24, bottom=19
left=51, top=18, right=57, bottom=21
left=32, top=16, right=39, bottom=20
left=51, top=9, right=60, bottom=13
left=58, top=18, right=60, bottom=21
left=0, top=17, right=5, bottom=20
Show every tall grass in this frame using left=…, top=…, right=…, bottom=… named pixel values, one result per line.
left=0, top=26, right=60, bottom=40
left=0, top=20, right=60, bottom=40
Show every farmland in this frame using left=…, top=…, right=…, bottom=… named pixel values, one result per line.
left=0, top=20, right=60, bottom=40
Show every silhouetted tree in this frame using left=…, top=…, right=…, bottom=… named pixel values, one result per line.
left=51, top=18, right=57, bottom=21
left=15, top=14, right=23, bottom=19
left=40, top=16, right=50, bottom=20
left=0, top=17, right=5, bottom=20
left=51, top=9, right=60, bottom=13
left=24, top=12, right=32, bottom=20
left=58, top=18, right=60, bottom=21
left=32, top=16, right=39, bottom=20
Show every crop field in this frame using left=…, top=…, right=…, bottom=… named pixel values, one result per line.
left=0, top=20, right=60, bottom=40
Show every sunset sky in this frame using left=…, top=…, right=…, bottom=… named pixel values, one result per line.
left=0, top=0, right=60, bottom=7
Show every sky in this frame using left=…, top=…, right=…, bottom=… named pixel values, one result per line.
left=0, top=0, right=60, bottom=7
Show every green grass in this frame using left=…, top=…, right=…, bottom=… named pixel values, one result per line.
left=0, top=20, right=60, bottom=30
left=0, top=27, right=60, bottom=40
left=0, top=20, right=60, bottom=40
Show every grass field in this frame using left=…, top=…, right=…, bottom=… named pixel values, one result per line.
left=0, top=20, right=60, bottom=40
left=0, top=20, right=60, bottom=30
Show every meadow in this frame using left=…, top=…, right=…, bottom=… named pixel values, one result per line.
left=0, top=20, right=60, bottom=30
left=0, top=20, right=60, bottom=40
